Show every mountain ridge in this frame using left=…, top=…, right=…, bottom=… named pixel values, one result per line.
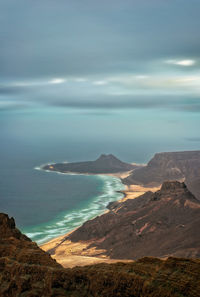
left=65, top=181, right=200, bottom=260
left=123, top=150, right=200, bottom=200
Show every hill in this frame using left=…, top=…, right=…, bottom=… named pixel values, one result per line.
left=42, top=154, right=138, bottom=174
left=0, top=213, right=200, bottom=297
left=65, top=181, right=200, bottom=259
left=123, top=150, right=200, bottom=199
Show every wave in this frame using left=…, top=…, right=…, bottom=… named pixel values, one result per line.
left=22, top=173, right=125, bottom=245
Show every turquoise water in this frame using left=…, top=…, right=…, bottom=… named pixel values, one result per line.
left=1, top=106, right=199, bottom=244
left=0, top=143, right=124, bottom=244
left=23, top=171, right=124, bottom=244
left=0, top=108, right=126, bottom=244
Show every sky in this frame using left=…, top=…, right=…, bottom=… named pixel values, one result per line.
left=0, top=0, right=200, bottom=154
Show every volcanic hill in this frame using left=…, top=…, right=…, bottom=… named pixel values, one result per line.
left=42, top=154, right=138, bottom=174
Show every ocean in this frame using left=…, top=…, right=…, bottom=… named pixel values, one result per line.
left=0, top=106, right=199, bottom=244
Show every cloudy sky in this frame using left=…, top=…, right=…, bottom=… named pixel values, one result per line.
left=0, top=0, right=200, bottom=112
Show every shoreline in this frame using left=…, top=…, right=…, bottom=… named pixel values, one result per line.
left=37, top=165, right=134, bottom=179
left=30, top=166, right=129, bottom=245
left=40, top=167, right=160, bottom=267
left=36, top=165, right=134, bottom=211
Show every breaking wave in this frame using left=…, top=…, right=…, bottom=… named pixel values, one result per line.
left=22, top=172, right=124, bottom=245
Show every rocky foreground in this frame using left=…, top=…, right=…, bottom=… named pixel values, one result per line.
left=0, top=213, right=200, bottom=297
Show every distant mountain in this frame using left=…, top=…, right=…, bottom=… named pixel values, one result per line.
left=123, top=150, right=200, bottom=199
left=68, top=181, right=200, bottom=259
left=43, top=154, right=138, bottom=174
left=0, top=213, right=200, bottom=297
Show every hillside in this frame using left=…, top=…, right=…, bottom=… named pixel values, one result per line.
left=42, top=154, right=138, bottom=174
left=0, top=213, right=200, bottom=297
left=123, top=150, right=200, bottom=199
left=65, top=181, right=200, bottom=259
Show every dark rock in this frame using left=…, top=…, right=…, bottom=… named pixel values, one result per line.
left=123, top=150, right=200, bottom=200
left=68, top=181, right=200, bottom=259
left=43, top=154, right=139, bottom=174
left=0, top=213, right=60, bottom=268
left=0, top=213, right=200, bottom=297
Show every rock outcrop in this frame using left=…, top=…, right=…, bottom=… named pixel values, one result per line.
left=123, top=150, right=200, bottom=199
left=0, top=213, right=60, bottom=268
left=67, top=181, right=200, bottom=259
left=0, top=213, right=200, bottom=297
left=43, top=154, right=138, bottom=174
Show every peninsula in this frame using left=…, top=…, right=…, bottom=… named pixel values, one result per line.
left=42, top=154, right=140, bottom=174
left=41, top=150, right=200, bottom=268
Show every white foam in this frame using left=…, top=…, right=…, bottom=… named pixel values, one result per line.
left=34, top=166, right=41, bottom=171
left=26, top=232, right=43, bottom=237
left=56, top=221, right=66, bottom=226
left=25, top=172, right=125, bottom=244
left=45, top=229, right=61, bottom=234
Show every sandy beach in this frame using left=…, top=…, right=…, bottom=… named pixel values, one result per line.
left=41, top=172, right=160, bottom=268
left=119, top=184, right=160, bottom=201
left=41, top=232, right=133, bottom=267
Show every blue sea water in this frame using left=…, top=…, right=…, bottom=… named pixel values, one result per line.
left=0, top=106, right=199, bottom=244
left=0, top=108, right=126, bottom=244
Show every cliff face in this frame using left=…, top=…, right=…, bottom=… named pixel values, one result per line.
left=68, top=181, right=200, bottom=259
left=43, top=154, right=137, bottom=174
left=123, top=150, right=200, bottom=199
left=0, top=213, right=60, bottom=268
left=0, top=213, right=200, bottom=297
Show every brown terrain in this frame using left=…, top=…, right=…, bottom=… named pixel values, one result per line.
left=46, top=181, right=200, bottom=263
left=0, top=212, right=200, bottom=297
left=1, top=151, right=200, bottom=296
left=123, top=150, right=200, bottom=200
left=41, top=184, right=160, bottom=268
left=43, top=154, right=140, bottom=174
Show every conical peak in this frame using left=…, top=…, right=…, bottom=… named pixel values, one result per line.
left=97, top=154, right=117, bottom=160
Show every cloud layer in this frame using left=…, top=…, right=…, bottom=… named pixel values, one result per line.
left=0, top=0, right=200, bottom=112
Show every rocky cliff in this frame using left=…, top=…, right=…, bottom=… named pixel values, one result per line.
left=123, top=150, right=200, bottom=199
left=67, top=181, right=200, bottom=259
left=0, top=213, right=200, bottom=297
left=0, top=213, right=60, bottom=268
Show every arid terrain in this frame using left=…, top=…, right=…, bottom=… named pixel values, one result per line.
left=1, top=212, right=200, bottom=297
left=124, top=151, right=200, bottom=200
left=42, top=181, right=200, bottom=268
left=41, top=183, right=160, bottom=267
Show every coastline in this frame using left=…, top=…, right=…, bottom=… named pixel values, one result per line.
left=36, top=164, right=134, bottom=206
left=40, top=167, right=160, bottom=267
left=27, top=167, right=128, bottom=245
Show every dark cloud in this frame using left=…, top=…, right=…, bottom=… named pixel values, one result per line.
left=0, top=85, right=25, bottom=95
left=178, top=103, right=200, bottom=113
left=1, top=0, right=200, bottom=79
left=1, top=0, right=200, bottom=116
left=0, top=101, right=29, bottom=111
left=45, top=94, right=200, bottom=112
left=186, top=137, right=200, bottom=142
left=49, top=97, right=163, bottom=109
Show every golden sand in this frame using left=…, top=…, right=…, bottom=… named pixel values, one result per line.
left=41, top=233, right=132, bottom=268
left=41, top=180, right=160, bottom=268
left=120, top=184, right=160, bottom=202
